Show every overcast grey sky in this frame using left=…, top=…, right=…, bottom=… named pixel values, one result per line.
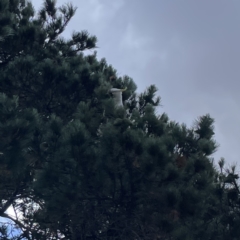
left=32, top=0, right=240, bottom=168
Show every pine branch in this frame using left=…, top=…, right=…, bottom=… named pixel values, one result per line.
left=0, top=189, right=18, bottom=215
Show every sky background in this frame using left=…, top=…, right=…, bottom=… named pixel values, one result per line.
left=31, top=0, right=240, bottom=169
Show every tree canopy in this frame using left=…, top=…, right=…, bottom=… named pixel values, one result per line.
left=0, top=1, right=240, bottom=240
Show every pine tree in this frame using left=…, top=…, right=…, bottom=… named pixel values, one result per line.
left=0, top=0, right=239, bottom=240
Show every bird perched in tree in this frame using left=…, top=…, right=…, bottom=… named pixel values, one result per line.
left=110, top=87, right=127, bottom=107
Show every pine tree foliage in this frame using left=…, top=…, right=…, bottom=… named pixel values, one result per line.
left=0, top=1, right=240, bottom=240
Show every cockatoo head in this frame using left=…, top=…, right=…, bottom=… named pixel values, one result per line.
left=110, top=87, right=127, bottom=107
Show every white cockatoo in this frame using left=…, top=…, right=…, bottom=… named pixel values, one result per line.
left=110, top=87, right=127, bottom=107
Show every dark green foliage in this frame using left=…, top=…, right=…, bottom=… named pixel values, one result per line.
left=1, top=0, right=240, bottom=240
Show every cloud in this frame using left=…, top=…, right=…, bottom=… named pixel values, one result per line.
left=120, top=23, right=152, bottom=50
left=84, top=0, right=125, bottom=24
